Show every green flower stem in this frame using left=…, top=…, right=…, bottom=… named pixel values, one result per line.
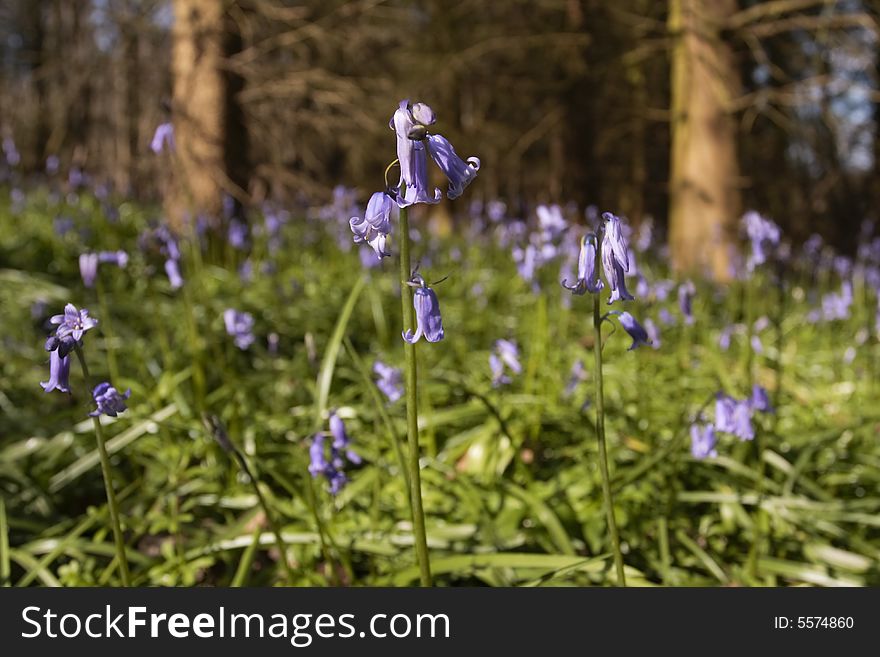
left=0, top=496, right=10, bottom=587
left=398, top=204, right=432, bottom=587
left=592, top=277, right=626, bottom=587
left=72, top=344, right=131, bottom=587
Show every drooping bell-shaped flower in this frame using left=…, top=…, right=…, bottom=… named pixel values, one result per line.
left=610, top=311, right=650, bottom=350
left=390, top=100, right=441, bottom=207
left=165, top=258, right=184, bottom=289
left=150, top=122, right=175, bottom=154
left=40, top=350, right=71, bottom=394
left=350, top=191, right=393, bottom=259
left=329, top=411, right=362, bottom=466
left=89, top=382, right=131, bottom=417
left=678, top=280, right=696, bottom=325
left=425, top=134, right=481, bottom=200
left=402, top=274, right=444, bottom=344
left=79, top=253, right=99, bottom=288
left=600, top=213, right=634, bottom=304
left=223, top=309, right=255, bottom=350
left=690, top=423, right=717, bottom=459
left=562, top=234, right=604, bottom=295
left=373, top=361, right=403, bottom=402
left=643, top=317, right=661, bottom=350
left=749, top=384, right=773, bottom=413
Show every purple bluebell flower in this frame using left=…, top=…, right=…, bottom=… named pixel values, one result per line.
left=329, top=411, right=362, bottom=466
left=40, top=350, right=71, bottom=394
left=750, top=384, right=773, bottom=413
left=564, top=359, right=587, bottom=397
left=743, top=211, right=781, bottom=271
left=46, top=155, right=60, bottom=175
left=50, top=303, right=98, bottom=343
left=310, top=413, right=362, bottom=495
left=89, top=382, right=131, bottom=417
left=718, top=324, right=739, bottom=351
left=228, top=219, right=249, bottom=250
left=97, top=250, right=128, bottom=268
left=714, top=393, right=736, bottom=433
left=635, top=217, right=653, bottom=252
left=659, top=308, right=676, bottom=326
left=562, top=234, right=604, bottom=295
left=350, top=191, right=393, bottom=259
left=678, top=280, right=696, bottom=325
left=690, top=423, right=717, bottom=459
left=425, top=134, right=481, bottom=200
left=373, top=361, right=403, bottom=403
left=402, top=274, right=444, bottom=344
left=79, top=253, right=99, bottom=288
left=750, top=334, right=764, bottom=354
left=715, top=393, right=754, bottom=441
left=610, top=311, right=650, bottom=350
left=644, top=318, right=661, bottom=350
left=3, top=137, right=20, bottom=166
left=490, top=339, right=522, bottom=387
left=600, top=213, right=634, bottom=304
left=150, top=122, right=175, bottom=154
left=390, top=100, right=441, bottom=207
left=223, top=309, right=255, bottom=350
left=163, top=258, right=183, bottom=289
left=54, top=216, right=74, bottom=236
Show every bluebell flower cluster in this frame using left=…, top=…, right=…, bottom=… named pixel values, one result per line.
left=89, top=382, right=131, bottom=418
left=489, top=339, right=522, bottom=387
left=689, top=385, right=773, bottom=459
left=309, top=412, right=362, bottom=495
left=373, top=361, right=404, bottom=403
left=223, top=309, right=256, bottom=350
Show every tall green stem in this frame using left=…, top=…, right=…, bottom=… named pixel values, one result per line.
left=398, top=205, right=432, bottom=587
left=592, top=287, right=626, bottom=586
left=73, top=345, right=131, bottom=587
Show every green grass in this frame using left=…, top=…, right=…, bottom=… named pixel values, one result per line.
left=0, top=186, right=878, bottom=587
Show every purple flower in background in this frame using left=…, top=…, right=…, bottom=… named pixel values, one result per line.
left=50, top=303, right=98, bottom=343
left=98, top=250, right=128, bottom=268
left=678, top=280, right=696, bottom=325
left=373, top=361, right=404, bottom=402
left=690, top=423, right=717, bottom=459
left=562, top=234, right=604, bottom=295
left=89, top=382, right=131, bottom=417
left=750, top=384, right=773, bottom=413
left=403, top=274, right=444, bottom=344
left=40, top=350, right=71, bottom=394
left=310, top=413, right=362, bottom=495
left=46, top=155, right=60, bottom=175
left=79, top=253, right=99, bottom=288
left=564, top=359, right=587, bottom=397
left=600, top=213, right=634, bottom=304
left=644, top=318, right=661, bottom=350
left=715, top=392, right=754, bottom=441
left=610, top=311, right=650, bottom=350
left=750, top=334, right=764, bottom=354
left=635, top=217, right=653, bottom=252
left=425, top=134, right=481, bottom=200
left=714, top=393, right=736, bottom=433
left=350, top=191, right=393, bottom=259
left=54, top=216, right=74, bottom=236
left=743, top=211, right=781, bottom=271
left=3, top=137, right=20, bottom=166
left=228, top=219, right=249, bottom=250
left=490, top=339, right=522, bottom=387
left=164, top=258, right=184, bottom=289
left=150, top=122, right=175, bottom=154
left=223, top=309, right=255, bottom=350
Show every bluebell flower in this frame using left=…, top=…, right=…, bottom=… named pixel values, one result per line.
left=610, top=311, right=650, bottom=350
left=659, top=308, right=676, bottom=326
left=46, top=155, right=60, bottom=175
left=402, top=274, right=445, bottom=344
left=678, top=280, right=695, bottom=325
left=390, top=100, right=441, bottom=207
left=150, top=122, right=175, bottom=154
left=223, top=309, right=255, bottom=350
left=350, top=191, right=393, bottom=259
left=489, top=339, right=522, bottom=387
left=50, top=303, right=98, bottom=343
left=743, top=211, right=781, bottom=271
left=329, top=411, right=362, bottom=466
left=690, top=423, right=717, bottom=459
left=309, top=413, right=362, bottom=495
left=98, top=250, right=128, bottom=268
left=3, top=137, right=20, bottom=166
left=715, top=393, right=754, bottom=441
left=373, top=361, right=403, bottom=402
left=425, top=135, right=481, bottom=200
left=600, top=213, right=634, bottom=304
left=79, top=253, right=99, bottom=288
left=562, top=234, right=604, bottom=295
left=228, top=219, right=249, bottom=250
left=643, top=318, right=661, bottom=350
left=89, top=382, right=131, bottom=417
left=749, top=384, right=773, bottom=413
left=40, top=350, right=71, bottom=394
left=165, top=258, right=184, bottom=289
left=564, top=359, right=587, bottom=397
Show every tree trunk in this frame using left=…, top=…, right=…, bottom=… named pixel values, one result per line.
left=168, top=0, right=227, bottom=228
left=668, top=0, right=740, bottom=279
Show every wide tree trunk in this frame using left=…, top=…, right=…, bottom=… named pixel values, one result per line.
left=668, top=0, right=741, bottom=279
left=168, top=0, right=227, bottom=228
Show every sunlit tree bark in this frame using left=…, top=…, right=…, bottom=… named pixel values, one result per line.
left=668, top=0, right=741, bottom=279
